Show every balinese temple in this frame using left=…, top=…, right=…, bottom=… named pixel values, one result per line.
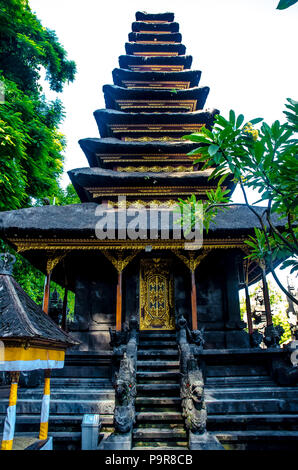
left=0, top=11, right=297, bottom=450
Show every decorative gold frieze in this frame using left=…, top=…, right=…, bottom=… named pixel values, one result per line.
left=117, top=165, right=194, bottom=173
left=45, top=251, right=69, bottom=274
left=129, top=65, right=185, bottom=72
left=110, top=123, right=204, bottom=134
left=123, top=81, right=190, bottom=90
left=133, top=52, right=179, bottom=57
left=115, top=100, right=197, bottom=112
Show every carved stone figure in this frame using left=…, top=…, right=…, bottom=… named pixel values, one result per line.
left=264, top=324, right=284, bottom=348
left=114, top=353, right=136, bottom=433
left=181, top=356, right=207, bottom=434
left=251, top=287, right=267, bottom=332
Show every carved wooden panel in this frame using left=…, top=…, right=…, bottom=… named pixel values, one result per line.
left=139, top=258, right=175, bottom=330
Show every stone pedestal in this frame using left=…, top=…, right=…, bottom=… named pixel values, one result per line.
left=81, top=414, right=101, bottom=450
left=189, top=431, right=224, bottom=450
left=99, top=432, right=132, bottom=450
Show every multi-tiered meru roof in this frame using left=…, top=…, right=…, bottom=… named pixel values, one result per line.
left=0, top=11, right=285, bottom=286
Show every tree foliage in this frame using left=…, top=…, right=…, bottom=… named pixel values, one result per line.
left=0, top=0, right=76, bottom=210
left=180, top=99, right=298, bottom=303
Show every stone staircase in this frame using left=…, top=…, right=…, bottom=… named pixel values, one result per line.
left=204, top=362, right=298, bottom=450
left=133, top=331, right=188, bottom=450
left=0, top=353, right=115, bottom=450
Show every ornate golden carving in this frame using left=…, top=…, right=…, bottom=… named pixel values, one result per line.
left=46, top=251, right=69, bottom=274
left=116, top=100, right=197, bottom=112
left=117, top=166, right=194, bottom=173
left=129, top=65, right=184, bottom=72
left=123, top=81, right=190, bottom=90
left=10, top=238, right=247, bottom=252
left=172, top=249, right=211, bottom=272
left=102, top=250, right=141, bottom=273
left=140, top=258, right=175, bottom=330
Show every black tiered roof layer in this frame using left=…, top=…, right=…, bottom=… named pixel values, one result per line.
left=135, top=12, right=175, bottom=22
left=112, top=69, right=201, bottom=89
left=119, top=55, right=192, bottom=71
left=128, top=32, right=182, bottom=43
left=132, top=21, right=180, bottom=33
left=103, top=85, right=209, bottom=113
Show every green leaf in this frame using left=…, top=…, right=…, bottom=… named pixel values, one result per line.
left=208, top=144, right=219, bottom=156
left=249, top=118, right=263, bottom=125
left=229, top=110, right=236, bottom=127
left=236, top=114, right=244, bottom=128
left=276, top=0, right=298, bottom=9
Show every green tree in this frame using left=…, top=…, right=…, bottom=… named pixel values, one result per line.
left=0, top=0, right=76, bottom=210
left=179, top=99, right=298, bottom=304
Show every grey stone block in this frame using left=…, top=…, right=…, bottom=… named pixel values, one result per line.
left=81, top=414, right=101, bottom=450
left=189, top=431, right=224, bottom=450
left=99, top=432, right=132, bottom=450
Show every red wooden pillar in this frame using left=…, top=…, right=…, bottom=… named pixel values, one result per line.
left=191, top=269, right=198, bottom=330
left=42, top=271, right=51, bottom=315
left=116, top=271, right=123, bottom=331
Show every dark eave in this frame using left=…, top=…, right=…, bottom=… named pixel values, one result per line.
left=93, top=108, right=219, bottom=139
left=135, top=12, right=175, bottom=22
left=128, top=32, right=182, bottom=43
left=67, top=166, right=232, bottom=203
left=132, top=21, right=179, bottom=33
left=112, top=68, right=201, bottom=89
left=78, top=137, right=206, bottom=168
left=102, top=85, right=209, bottom=112
left=125, top=42, right=186, bottom=56
left=118, top=55, right=193, bottom=71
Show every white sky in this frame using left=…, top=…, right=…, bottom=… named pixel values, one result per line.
left=29, top=0, right=298, bottom=188
left=28, top=0, right=297, bottom=292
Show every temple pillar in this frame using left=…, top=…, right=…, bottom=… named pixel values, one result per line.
left=42, top=271, right=51, bottom=315
left=259, top=261, right=273, bottom=326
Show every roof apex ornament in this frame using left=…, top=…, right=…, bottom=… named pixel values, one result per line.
left=0, top=252, right=16, bottom=275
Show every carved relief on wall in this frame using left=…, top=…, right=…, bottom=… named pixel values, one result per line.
left=139, top=258, right=175, bottom=330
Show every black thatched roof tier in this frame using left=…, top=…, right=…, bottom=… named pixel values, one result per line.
left=67, top=167, right=234, bottom=203
left=78, top=137, right=205, bottom=168
left=0, top=203, right=285, bottom=241
left=125, top=42, right=186, bottom=56
left=132, top=21, right=179, bottom=33
left=112, top=68, right=201, bottom=89
left=103, top=85, right=209, bottom=112
left=0, top=273, right=78, bottom=347
left=128, top=32, right=182, bottom=43
left=93, top=108, right=219, bottom=139
left=135, top=12, right=175, bottom=22
left=118, top=55, right=192, bottom=71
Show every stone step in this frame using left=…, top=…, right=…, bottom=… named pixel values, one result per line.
left=133, top=427, right=187, bottom=440
left=137, top=383, right=180, bottom=392
left=138, top=349, right=178, bottom=357
left=207, top=413, right=298, bottom=430
left=137, top=360, right=180, bottom=368
left=206, top=365, right=269, bottom=377
left=205, top=387, right=298, bottom=400
left=136, top=397, right=181, bottom=406
left=17, top=389, right=114, bottom=401
left=206, top=398, right=298, bottom=414
left=0, top=413, right=113, bottom=427
left=139, top=341, right=177, bottom=348
left=0, top=398, right=115, bottom=415
left=136, top=411, right=183, bottom=422
left=137, top=371, right=180, bottom=379
left=50, top=378, right=112, bottom=388
left=139, top=332, right=176, bottom=339
left=206, top=375, right=275, bottom=387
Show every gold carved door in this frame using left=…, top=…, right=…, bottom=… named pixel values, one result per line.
left=139, top=258, right=175, bottom=330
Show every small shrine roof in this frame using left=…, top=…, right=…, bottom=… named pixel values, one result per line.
left=0, top=267, right=78, bottom=347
